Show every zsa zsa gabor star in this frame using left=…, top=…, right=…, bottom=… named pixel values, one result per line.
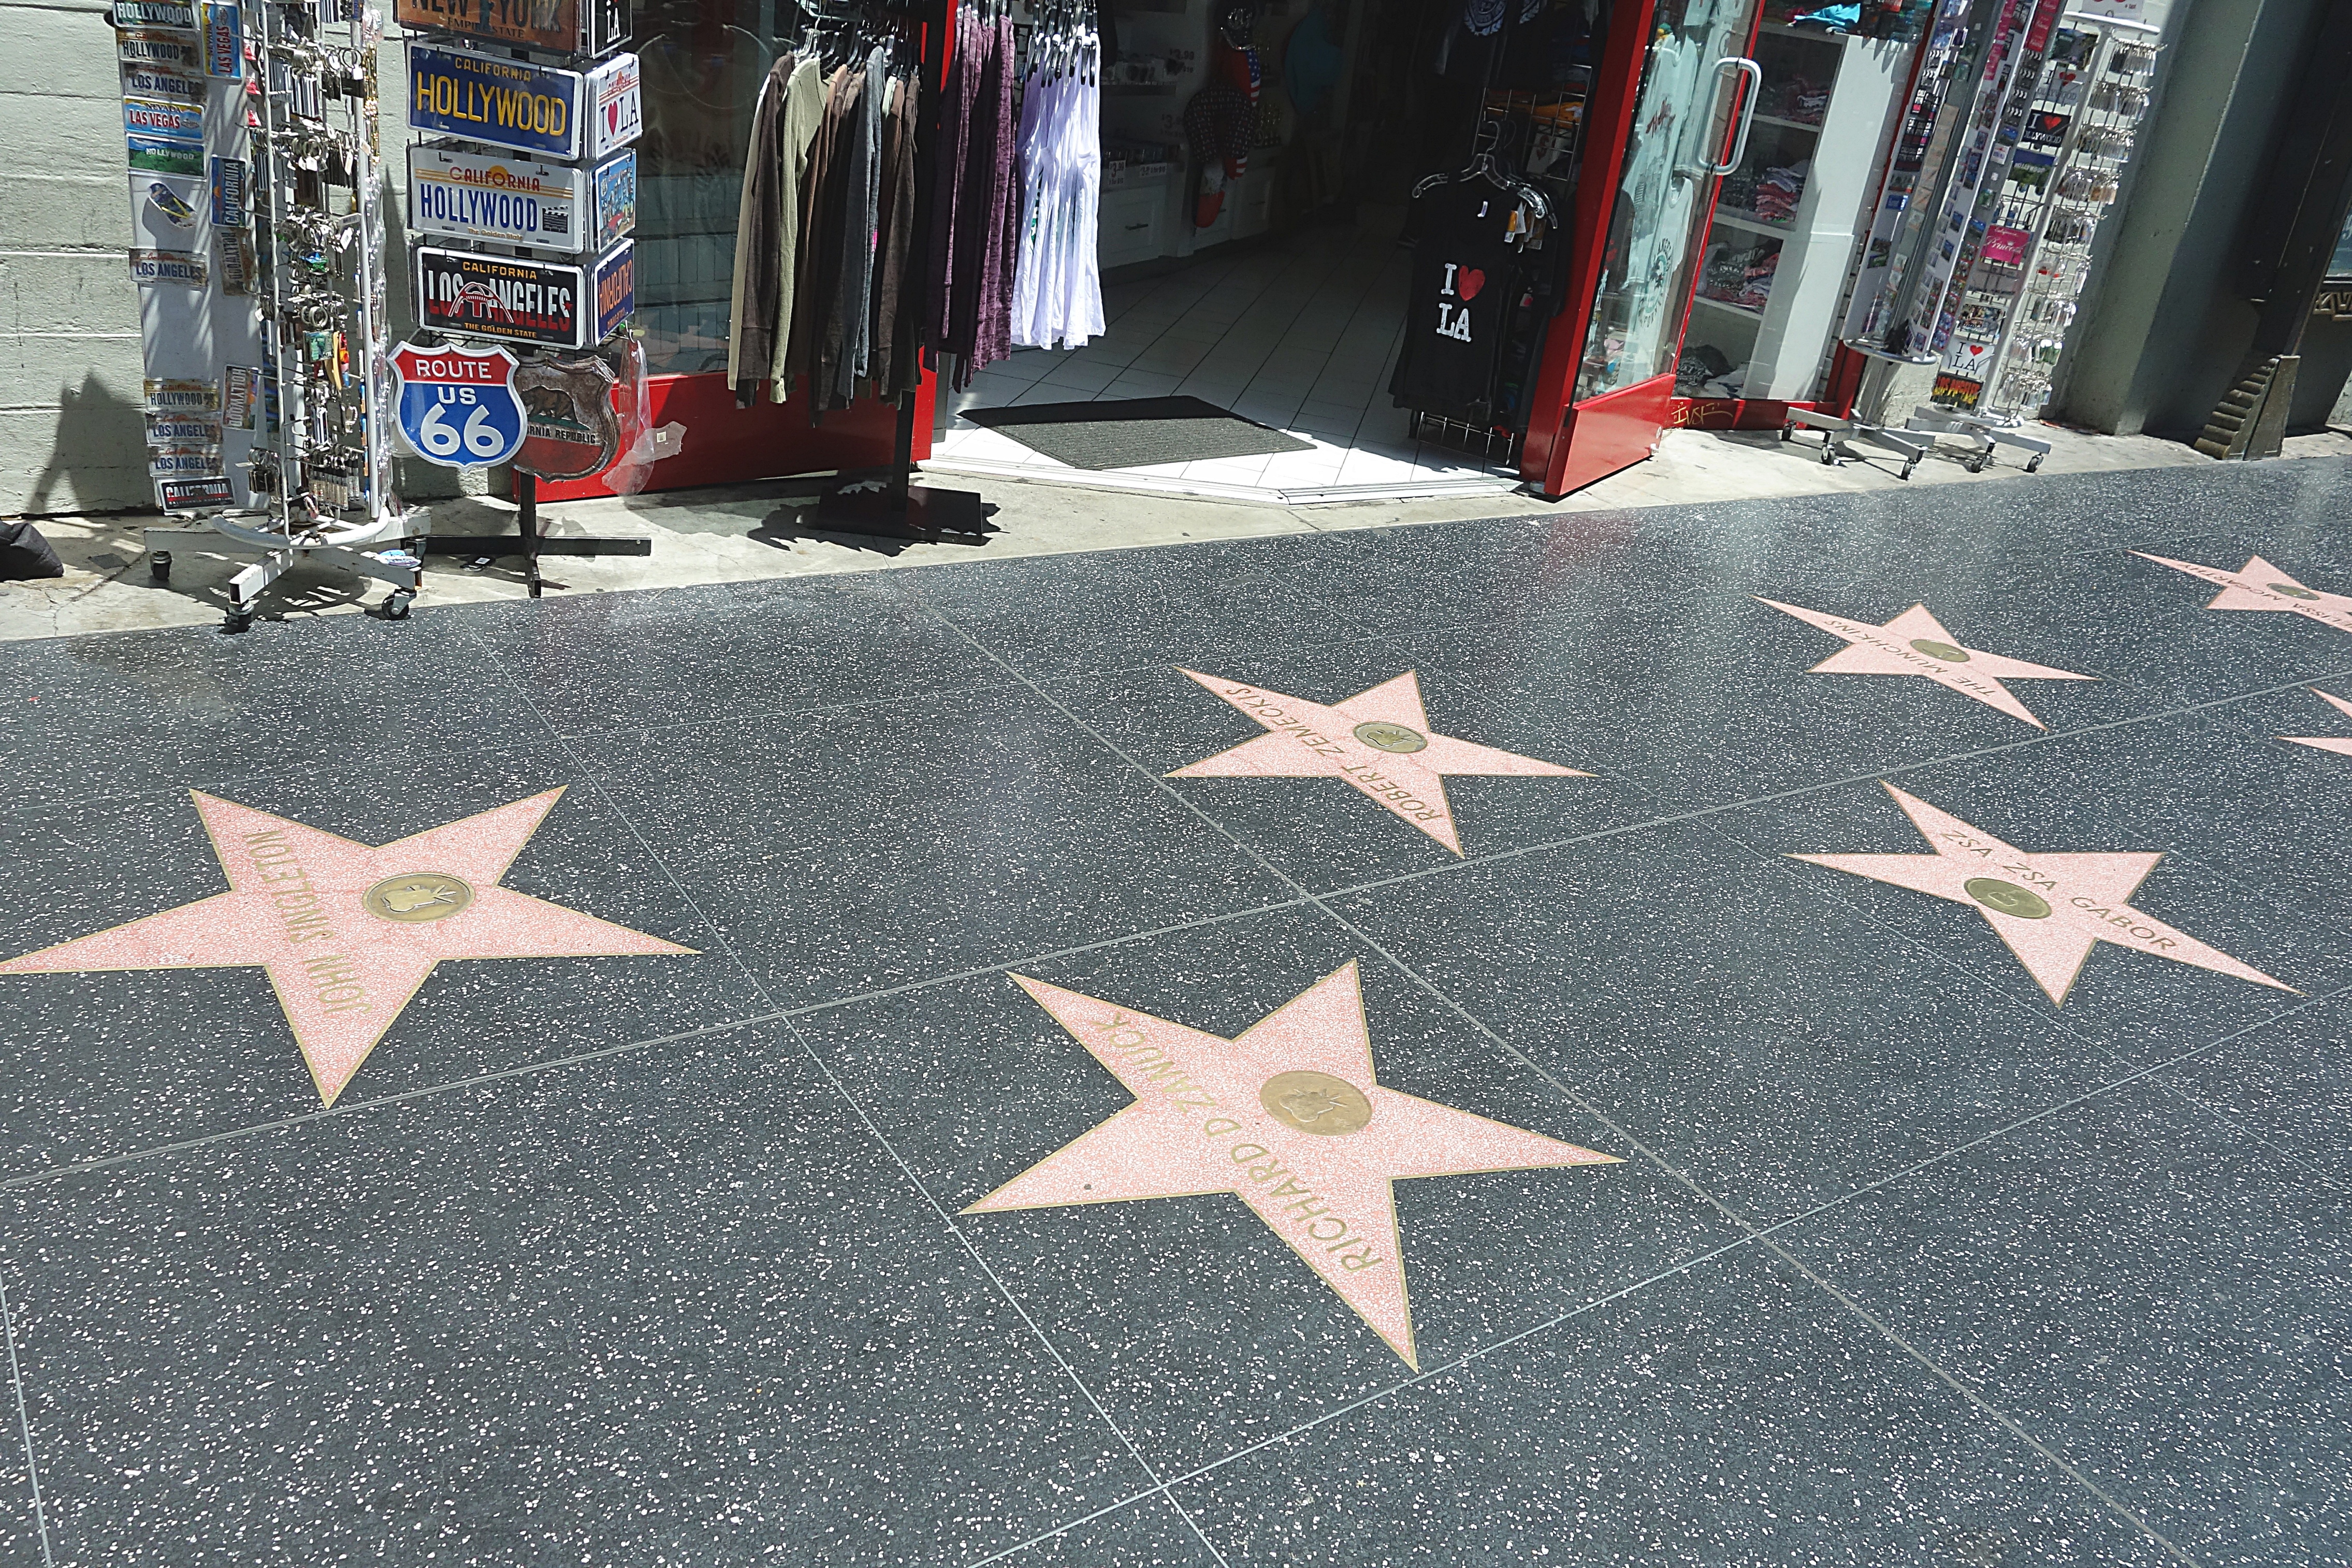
left=2282, top=687, right=2352, bottom=757
left=1757, top=598, right=2095, bottom=729
left=0, top=789, right=694, bottom=1106
left=965, top=963, right=1619, bottom=1368
left=1167, top=669, right=1589, bottom=854
left=1791, top=783, right=2292, bottom=1005
left=2135, top=552, right=2352, bottom=636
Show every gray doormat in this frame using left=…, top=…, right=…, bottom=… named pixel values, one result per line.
left=957, top=396, right=1314, bottom=471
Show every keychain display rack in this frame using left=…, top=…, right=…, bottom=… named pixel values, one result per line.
left=136, top=0, right=422, bottom=630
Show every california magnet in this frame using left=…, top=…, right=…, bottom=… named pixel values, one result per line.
left=128, top=249, right=208, bottom=287
left=113, top=0, right=199, bottom=30
left=413, top=244, right=586, bottom=349
left=200, top=2, right=241, bottom=77
left=124, top=96, right=205, bottom=143
left=127, top=136, right=202, bottom=177
left=120, top=63, right=206, bottom=101
left=592, top=148, right=636, bottom=249
left=406, top=143, right=589, bottom=251
left=585, top=51, right=641, bottom=157
left=591, top=236, right=634, bottom=343
left=117, top=30, right=204, bottom=69
left=405, top=41, right=583, bottom=159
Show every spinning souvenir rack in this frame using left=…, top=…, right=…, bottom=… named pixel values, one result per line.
left=128, top=0, right=421, bottom=629
left=393, top=0, right=649, bottom=595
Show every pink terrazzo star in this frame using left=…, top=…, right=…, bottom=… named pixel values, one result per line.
left=2135, top=552, right=2352, bottom=636
left=1758, top=598, right=2095, bottom=729
left=2282, top=687, right=2352, bottom=757
left=1792, top=783, right=2292, bottom=1006
left=1167, top=670, right=1588, bottom=855
left=0, top=789, right=694, bottom=1106
left=966, top=963, right=1618, bottom=1368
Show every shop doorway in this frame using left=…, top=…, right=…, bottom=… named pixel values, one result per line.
left=926, top=0, right=1560, bottom=503
left=929, top=224, right=1513, bottom=503
left=922, top=0, right=1774, bottom=504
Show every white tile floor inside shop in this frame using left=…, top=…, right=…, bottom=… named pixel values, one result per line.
left=928, top=227, right=1527, bottom=504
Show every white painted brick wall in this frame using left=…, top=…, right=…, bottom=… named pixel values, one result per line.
left=1, top=2, right=449, bottom=514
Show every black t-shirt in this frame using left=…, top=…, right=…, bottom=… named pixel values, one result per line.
left=1389, top=180, right=1529, bottom=425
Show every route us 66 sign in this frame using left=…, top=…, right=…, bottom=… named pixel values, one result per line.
left=390, top=339, right=526, bottom=467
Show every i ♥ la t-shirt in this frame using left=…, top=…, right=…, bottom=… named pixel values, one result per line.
left=1389, top=181, right=1527, bottom=424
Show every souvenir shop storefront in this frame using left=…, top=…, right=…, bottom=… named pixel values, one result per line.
left=601, top=0, right=2155, bottom=509
left=584, top=0, right=1907, bottom=507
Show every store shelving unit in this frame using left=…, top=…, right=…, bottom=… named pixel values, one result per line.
left=141, top=0, right=420, bottom=629
left=1680, top=16, right=1912, bottom=404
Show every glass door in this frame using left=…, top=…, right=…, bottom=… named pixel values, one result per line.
left=1558, top=0, right=1763, bottom=485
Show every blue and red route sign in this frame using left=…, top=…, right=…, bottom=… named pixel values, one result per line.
left=390, top=339, right=526, bottom=467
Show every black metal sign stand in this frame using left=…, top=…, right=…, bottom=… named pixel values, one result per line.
left=416, top=472, right=652, bottom=599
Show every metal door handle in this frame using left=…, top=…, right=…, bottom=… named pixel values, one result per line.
left=1710, top=57, right=1763, bottom=176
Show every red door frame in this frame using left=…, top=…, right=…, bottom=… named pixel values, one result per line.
left=1518, top=0, right=1764, bottom=498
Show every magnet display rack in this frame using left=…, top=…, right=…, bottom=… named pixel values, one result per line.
left=1906, top=0, right=2158, bottom=419
left=395, top=0, right=654, bottom=594
left=138, top=0, right=423, bottom=630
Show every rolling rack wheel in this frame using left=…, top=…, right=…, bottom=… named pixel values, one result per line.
left=222, top=605, right=256, bottom=633
left=381, top=589, right=415, bottom=621
left=149, top=550, right=171, bottom=582
left=2025, top=454, right=2044, bottom=473
left=1819, top=440, right=1837, bottom=466
left=1779, top=421, right=1793, bottom=442
left=1964, top=454, right=1990, bottom=474
left=1898, top=459, right=1918, bottom=481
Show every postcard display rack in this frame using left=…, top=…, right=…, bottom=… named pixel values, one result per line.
left=1917, top=6, right=2161, bottom=419
left=123, top=0, right=418, bottom=628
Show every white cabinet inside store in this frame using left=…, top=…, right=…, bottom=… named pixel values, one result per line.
left=1092, top=0, right=1332, bottom=268
left=1682, top=21, right=1909, bottom=404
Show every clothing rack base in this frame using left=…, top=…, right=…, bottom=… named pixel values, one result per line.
left=810, top=384, right=992, bottom=543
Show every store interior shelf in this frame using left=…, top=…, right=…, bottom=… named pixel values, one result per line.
left=1751, top=113, right=1822, bottom=133
left=1694, top=294, right=1768, bottom=321
left=1713, top=210, right=1795, bottom=237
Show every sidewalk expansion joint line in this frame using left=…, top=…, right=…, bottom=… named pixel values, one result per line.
left=0, top=1277, right=53, bottom=1566
left=460, top=624, right=1234, bottom=1565
left=780, top=1013, right=1238, bottom=1568
left=0, top=1011, right=793, bottom=1195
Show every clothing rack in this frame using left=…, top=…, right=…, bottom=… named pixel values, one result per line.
left=805, top=0, right=992, bottom=542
